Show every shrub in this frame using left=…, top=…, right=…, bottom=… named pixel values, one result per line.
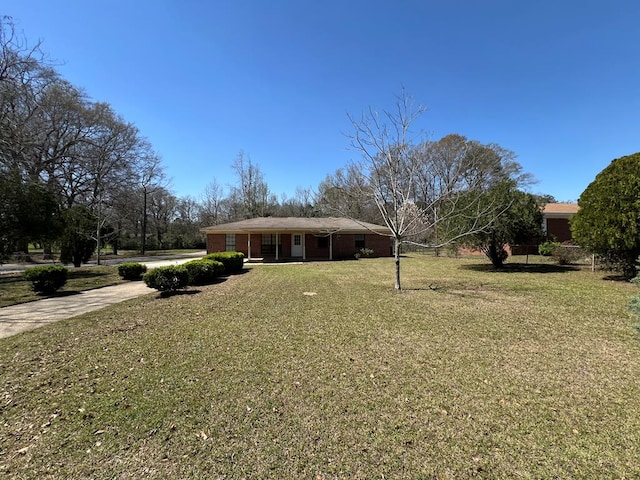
left=538, top=240, right=561, bottom=256
left=551, top=243, right=586, bottom=265
left=143, top=265, right=189, bottom=293
left=23, top=265, right=68, bottom=294
left=117, top=262, right=147, bottom=280
left=203, top=252, right=244, bottom=274
left=184, top=259, right=224, bottom=286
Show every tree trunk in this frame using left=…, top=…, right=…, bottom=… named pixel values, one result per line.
left=394, top=237, right=402, bottom=291
left=141, top=188, right=147, bottom=254
left=96, top=222, right=101, bottom=265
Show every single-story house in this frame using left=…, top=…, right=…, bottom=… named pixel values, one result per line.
left=542, top=203, right=580, bottom=242
left=201, top=217, right=392, bottom=261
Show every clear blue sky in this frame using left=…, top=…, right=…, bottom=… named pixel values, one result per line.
left=4, top=0, right=639, bottom=202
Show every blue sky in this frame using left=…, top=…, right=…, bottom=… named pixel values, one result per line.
left=4, top=0, right=639, bottom=202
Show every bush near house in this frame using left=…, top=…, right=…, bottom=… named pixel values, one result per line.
left=183, top=259, right=225, bottom=286
left=203, top=252, right=244, bottom=274
left=355, top=248, right=375, bottom=259
left=23, top=265, right=68, bottom=294
left=538, top=240, right=561, bottom=256
left=143, top=265, right=189, bottom=293
left=117, top=262, right=147, bottom=280
left=551, top=243, right=587, bottom=265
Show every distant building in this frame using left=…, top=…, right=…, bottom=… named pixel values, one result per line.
left=542, top=203, right=579, bottom=243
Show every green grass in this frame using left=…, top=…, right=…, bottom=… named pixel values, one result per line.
left=1, top=255, right=639, bottom=478
left=0, top=266, right=124, bottom=307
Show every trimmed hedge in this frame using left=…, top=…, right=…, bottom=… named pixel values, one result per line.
left=23, top=265, right=68, bottom=294
left=117, top=262, right=147, bottom=280
left=183, top=259, right=225, bottom=286
left=143, top=265, right=189, bottom=293
left=203, top=252, right=244, bottom=274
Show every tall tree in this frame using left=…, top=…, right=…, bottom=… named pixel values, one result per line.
left=199, top=179, right=226, bottom=226
left=147, top=187, right=177, bottom=250
left=346, top=90, right=530, bottom=290
left=461, top=183, right=543, bottom=267
left=59, top=205, right=97, bottom=267
left=230, top=151, right=274, bottom=219
left=316, top=166, right=382, bottom=224
left=0, top=17, right=167, bottom=260
left=572, top=152, right=640, bottom=279
left=135, top=145, right=165, bottom=254
left=276, top=187, right=317, bottom=217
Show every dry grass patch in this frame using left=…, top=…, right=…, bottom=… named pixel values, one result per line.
left=1, top=255, right=639, bottom=478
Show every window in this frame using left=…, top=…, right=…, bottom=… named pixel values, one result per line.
left=225, top=234, right=236, bottom=251
left=261, top=234, right=281, bottom=255
left=355, top=234, right=365, bottom=249
left=317, top=236, right=329, bottom=248
left=293, top=234, right=301, bottom=246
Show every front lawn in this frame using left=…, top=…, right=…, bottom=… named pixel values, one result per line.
left=1, top=255, right=638, bottom=478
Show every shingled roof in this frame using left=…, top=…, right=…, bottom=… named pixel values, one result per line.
left=201, top=217, right=390, bottom=234
left=543, top=203, right=579, bottom=215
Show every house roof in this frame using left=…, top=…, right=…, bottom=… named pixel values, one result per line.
left=201, top=217, right=391, bottom=235
left=543, top=203, right=580, bottom=216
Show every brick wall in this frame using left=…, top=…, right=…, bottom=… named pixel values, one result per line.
left=207, top=232, right=393, bottom=259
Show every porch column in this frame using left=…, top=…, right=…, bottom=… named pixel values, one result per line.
left=247, top=232, right=251, bottom=261
left=276, top=233, right=279, bottom=260
left=302, top=233, right=306, bottom=260
left=329, top=233, right=333, bottom=260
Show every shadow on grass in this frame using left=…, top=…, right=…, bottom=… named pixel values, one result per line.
left=602, top=274, right=633, bottom=282
left=157, top=289, right=202, bottom=299
left=461, top=263, right=580, bottom=274
left=40, top=290, right=82, bottom=297
left=0, top=274, right=24, bottom=285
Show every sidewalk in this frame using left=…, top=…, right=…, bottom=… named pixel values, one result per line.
left=0, top=255, right=205, bottom=339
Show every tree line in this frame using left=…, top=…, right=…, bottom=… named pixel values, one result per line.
left=0, top=19, right=312, bottom=264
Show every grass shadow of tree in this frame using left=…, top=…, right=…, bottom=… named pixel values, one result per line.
left=460, top=263, right=580, bottom=274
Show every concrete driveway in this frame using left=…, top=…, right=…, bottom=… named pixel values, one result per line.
left=0, top=253, right=206, bottom=339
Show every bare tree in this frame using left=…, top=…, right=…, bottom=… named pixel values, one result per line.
left=231, top=151, right=274, bottom=218
left=347, top=91, right=524, bottom=290
left=134, top=143, right=165, bottom=254
left=199, top=179, right=226, bottom=226
left=315, top=166, right=382, bottom=224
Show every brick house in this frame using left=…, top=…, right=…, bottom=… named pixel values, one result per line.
left=542, top=203, right=579, bottom=242
left=201, top=217, right=392, bottom=261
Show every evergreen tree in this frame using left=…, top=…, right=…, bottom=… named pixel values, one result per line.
left=572, top=152, right=640, bottom=279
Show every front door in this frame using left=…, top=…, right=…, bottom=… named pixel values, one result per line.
left=291, top=233, right=303, bottom=257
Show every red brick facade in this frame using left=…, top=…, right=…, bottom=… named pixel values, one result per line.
left=206, top=232, right=392, bottom=260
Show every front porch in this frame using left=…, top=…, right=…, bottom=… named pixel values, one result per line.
left=202, top=217, right=393, bottom=261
